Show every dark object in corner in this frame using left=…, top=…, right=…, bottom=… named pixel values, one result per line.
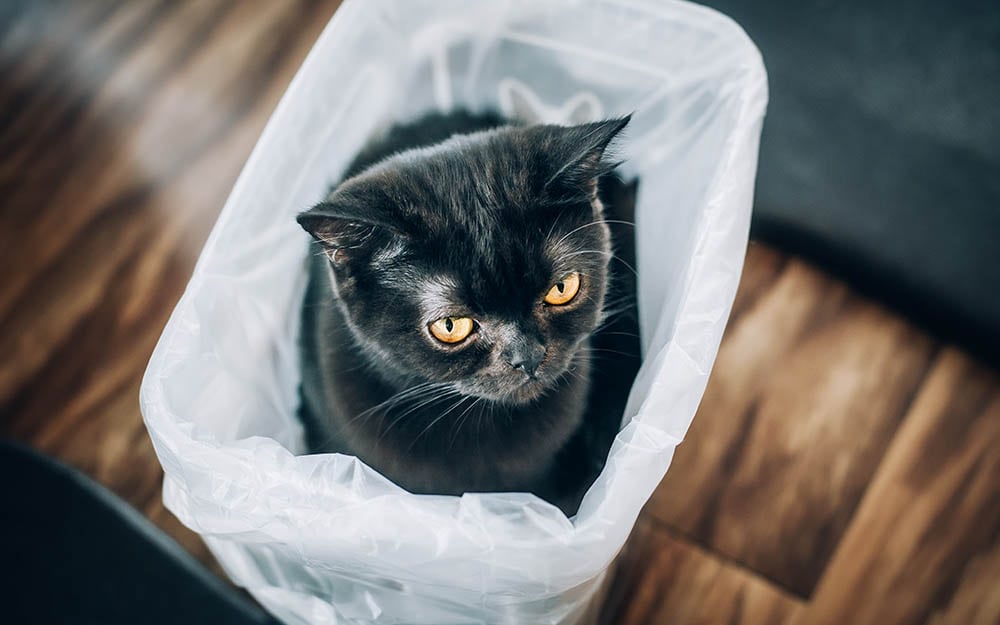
left=0, top=440, right=275, bottom=625
left=705, top=0, right=1000, bottom=366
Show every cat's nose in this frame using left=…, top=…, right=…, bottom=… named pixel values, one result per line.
left=504, top=341, right=545, bottom=377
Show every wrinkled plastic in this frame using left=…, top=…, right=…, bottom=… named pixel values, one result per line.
left=140, top=1, right=767, bottom=623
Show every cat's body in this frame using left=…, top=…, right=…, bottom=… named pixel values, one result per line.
left=298, top=111, right=640, bottom=514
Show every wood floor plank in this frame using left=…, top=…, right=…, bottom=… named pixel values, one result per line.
left=927, top=538, right=1000, bottom=625
left=0, top=0, right=340, bottom=580
left=608, top=520, right=805, bottom=625
left=646, top=257, right=939, bottom=596
left=801, top=349, right=1000, bottom=625
left=728, top=243, right=788, bottom=321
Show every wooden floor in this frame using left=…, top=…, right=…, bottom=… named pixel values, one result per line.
left=2, top=2, right=998, bottom=624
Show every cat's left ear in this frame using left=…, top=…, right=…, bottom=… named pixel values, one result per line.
left=545, top=115, right=631, bottom=199
left=297, top=200, right=388, bottom=267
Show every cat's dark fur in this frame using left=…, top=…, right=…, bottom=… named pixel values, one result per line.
left=297, top=111, right=640, bottom=514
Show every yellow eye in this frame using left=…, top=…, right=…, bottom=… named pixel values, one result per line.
left=429, top=316, right=474, bottom=343
left=544, top=272, right=581, bottom=305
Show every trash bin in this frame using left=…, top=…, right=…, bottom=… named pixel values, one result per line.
left=140, top=1, right=767, bottom=623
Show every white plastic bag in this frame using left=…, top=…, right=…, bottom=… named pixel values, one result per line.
left=140, top=1, right=766, bottom=623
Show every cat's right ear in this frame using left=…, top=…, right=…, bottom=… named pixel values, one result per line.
left=297, top=202, right=381, bottom=266
left=544, top=115, right=631, bottom=201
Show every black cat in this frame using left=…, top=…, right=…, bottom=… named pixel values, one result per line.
left=297, top=111, right=640, bottom=514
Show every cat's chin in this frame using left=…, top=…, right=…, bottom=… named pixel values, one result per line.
left=498, top=377, right=552, bottom=404
left=458, top=371, right=569, bottom=405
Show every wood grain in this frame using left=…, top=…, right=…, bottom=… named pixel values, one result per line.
left=1, top=0, right=342, bottom=569
left=646, top=251, right=939, bottom=596
left=606, top=520, right=805, bottom=625
left=2, top=3, right=998, bottom=624
left=802, top=349, right=1000, bottom=625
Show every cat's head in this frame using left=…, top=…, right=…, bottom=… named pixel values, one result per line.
left=298, top=117, right=629, bottom=404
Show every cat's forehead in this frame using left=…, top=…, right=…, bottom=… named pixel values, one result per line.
left=422, top=239, right=546, bottom=307
left=364, top=126, right=610, bottom=311
left=391, top=135, right=537, bottom=209
left=414, top=273, right=463, bottom=316
left=400, top=220, right=597, bottom=319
